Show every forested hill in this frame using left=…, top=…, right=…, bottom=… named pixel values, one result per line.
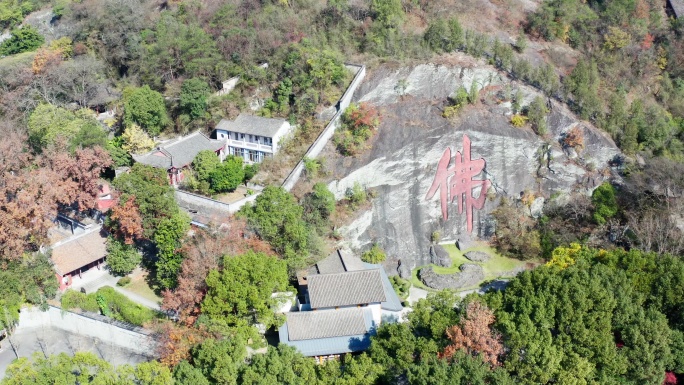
left=1, top=0, right=684, bottom=384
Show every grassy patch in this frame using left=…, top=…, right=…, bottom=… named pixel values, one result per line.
left=61, top=286, right=162, bottom=326
left=411, top=243, right=536, bottom=292
left=125, top=273, right=162, bottom=304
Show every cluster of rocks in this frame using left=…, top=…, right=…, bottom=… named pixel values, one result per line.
left=429, top=244, right=452, bottom=268
left=419, top=264, right=485, bottom=290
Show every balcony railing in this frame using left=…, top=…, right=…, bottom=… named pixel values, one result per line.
left=227, top=138, right=273, bottom=152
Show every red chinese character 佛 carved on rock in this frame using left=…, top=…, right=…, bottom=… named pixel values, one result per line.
left=425, top=134, right=491, bottom=233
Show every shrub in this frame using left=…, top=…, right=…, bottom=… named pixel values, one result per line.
left=390, top=275, right=410, bottom=300
left=361, top=244, right=387, bottom=264
left=303, top=157, right=321, bottom=179
left=0, top=26, right=44, bottom=56
left=591, top=182, right=618, bottom=225
left=511, top=114, right=528, bottom=127
left=333, top=103, right=380, bottom=156
left=117, top=277, right=132, bottom=287
left=563, top=126, right=585, bottom=149
left=345, top=182, right=367, bottom=208
left=61, top=286, right=158, bottom=326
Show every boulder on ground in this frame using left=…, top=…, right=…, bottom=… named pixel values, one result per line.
left=430, top=245, right=452, bottom=267
left=457, top=237, right=474, bottom=251
left=464, top=251, right=491, bottom=262
left=419, top=264, right=484, bottom=290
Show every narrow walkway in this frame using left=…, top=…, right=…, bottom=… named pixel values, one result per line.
left=112, top=287, right=161, bottom=311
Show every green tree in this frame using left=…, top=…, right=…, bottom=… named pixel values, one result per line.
left=240, top=186, right=311, bottom=270
left=565, top=58, right=601, bottom=121
left=201, top=251, right=290, bottom=328
left=370, top=0, right=404, bottom=28
left=192, top=150, right=221, bottom=184
left=0, top=25, right=43, bottom=55
left=0, top=252, right=58, bottom=329
left=591, top=182, right=618, bottom=225
left=69, top=121, right=108, bottom=152
left=191, top=338, right=247, bottom=385
left=239, top=345, right=319, bottom=385
left=106, top=237, right=141, bottom=276
left=154, top=212, right=190, bottom=289
left=180, top=78, right=210, bottom=120
left=106, top=137, right=133, bottom=168
left=210, top=156, right=245, bottom=193
left=28, top=104, right=83, bottom=150
left=173, top=361, right=210, bottom=385
left=123, top=85, right=170, bottom=136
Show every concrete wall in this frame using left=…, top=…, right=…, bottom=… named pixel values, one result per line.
left=175, top=190, right=233, bottom=214
left=16, top=306, right=155, bottom=356
left=281, top=64, right=366, bottom=192
left=175, top=187, right=262, bottom=217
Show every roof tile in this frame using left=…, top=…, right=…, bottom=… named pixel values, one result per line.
left=308, top=269, right=386, bottom=309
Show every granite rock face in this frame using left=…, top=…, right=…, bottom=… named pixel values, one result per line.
left=429, top=244, right=452, bottom=268
left=419, top=264, right=485, bottom=290
left=326, top=61, right=620, bottom=275
left=464, top=251, right=491, bottom=262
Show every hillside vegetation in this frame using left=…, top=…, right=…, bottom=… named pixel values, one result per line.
left=1, top=0, right=684, bottom=384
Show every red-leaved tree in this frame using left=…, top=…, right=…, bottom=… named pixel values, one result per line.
left=441, top=301, right=504, bottom=366
left=0, top=135, right=111, bottom=261
left=109, top=196, right=144, bottom=244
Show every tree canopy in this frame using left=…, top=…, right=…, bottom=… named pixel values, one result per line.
left=239, top=186, right=311, bottom=271
left=201, top=251, right=290, bottom=329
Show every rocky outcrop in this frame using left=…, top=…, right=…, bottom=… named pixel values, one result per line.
left=429, top=244, right=452, bottom=267
left=325, top=62, right=621, bottom=275
left=419, top=264, right=485, bottom=290
left=464, top=251, right=491, bottom=262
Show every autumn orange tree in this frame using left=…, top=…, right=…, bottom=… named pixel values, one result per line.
left=0, top=136, right=112, bottom=261
left=440, top=301, right=504, bottom=366
left=108, top=196, right=144, bottom=244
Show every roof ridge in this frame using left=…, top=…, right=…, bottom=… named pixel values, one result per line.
left=162, top=131, right=204, bottom=149
left=308, top=268, right=380, bottom=278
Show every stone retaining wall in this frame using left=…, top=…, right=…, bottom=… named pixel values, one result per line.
left=16, top=306, right=155, bottom=356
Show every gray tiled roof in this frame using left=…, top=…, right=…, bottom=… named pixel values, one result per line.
left=363, top=263, right=404, bottom=312
left=216, top=114, right=289, bottom=138
left=132, top=131, right=224, bottom=169
left=278, top=307, right=375, bottom=356
left=308, top=269, right=386, bottom=309
left=286, top=307, right=370, bottom=341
